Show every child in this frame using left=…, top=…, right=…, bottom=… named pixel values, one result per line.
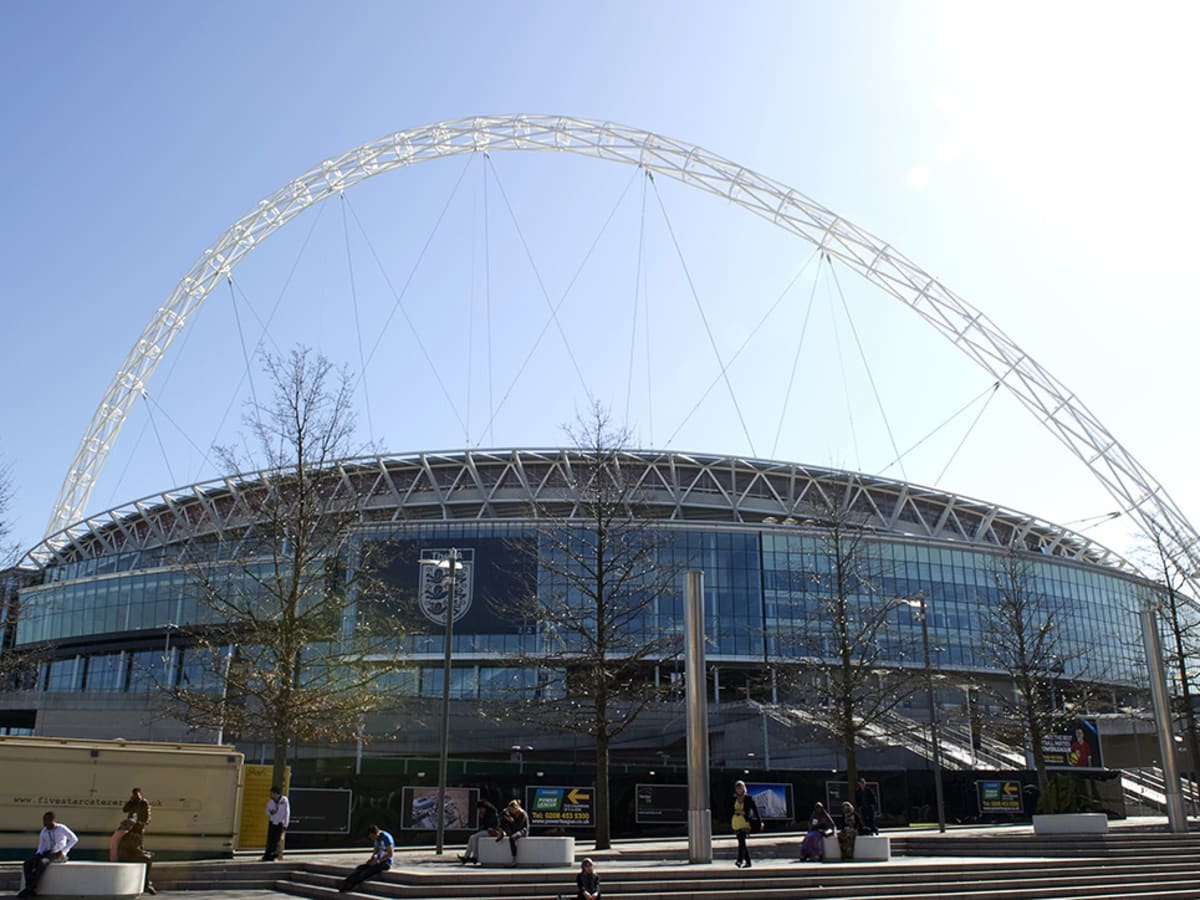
left=575, top=857, right=600, bottom=900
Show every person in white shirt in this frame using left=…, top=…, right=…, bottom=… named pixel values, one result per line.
left=20, top=811, right=78, bottom=897
left=262, top=786, right=291, bottom=861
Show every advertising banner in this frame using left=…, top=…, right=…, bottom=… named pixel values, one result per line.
left=288, top=788, right=352, bottom=834
left=399, top=786, right=478, bottom=832
left=825, top=780, right=879, bottom=818
left=363, top=537, right=538, bottom=636
left=525, top=786, right=594, bottom=828
left=977, top=779, right=1023, bottom=814
left=634, top=784, right=687, bottom=825
left=1044, top=718, right=1103, bottom=769
left=745, top=782, right=792, bottom=821
left=238, top=764, right=288, bottom=850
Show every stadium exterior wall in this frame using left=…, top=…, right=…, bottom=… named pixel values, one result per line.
left=0, top=450, right=1155, bottom=770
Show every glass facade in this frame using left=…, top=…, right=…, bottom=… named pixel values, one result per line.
left=14, top=519, right=1150, bottom=696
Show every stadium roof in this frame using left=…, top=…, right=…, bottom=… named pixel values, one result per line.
left=26, top=448, right=1135, bottom=574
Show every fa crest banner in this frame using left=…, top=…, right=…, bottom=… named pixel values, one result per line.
left=418, top=548, right=473, bottom=626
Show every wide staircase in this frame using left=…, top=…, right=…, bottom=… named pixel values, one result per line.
left=64, top=830, right=1198, bottom=900
left=782, top=702, right=1200, bottom=819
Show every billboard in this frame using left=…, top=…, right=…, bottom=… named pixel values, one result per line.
left=1043, top=718, right=1103, bottom=769
left=525, top=785, right=594, bottom=828
left=399, top=786, right=478, bottom=832
left=977, top=779, right=1022, bottom=814
left=635, top=784, right=687, bottom=825
left=746, top=782, right=792, bottom=821
left=288, top=788, right=352, bottom=834
left=825, top=780, right=879, bottom=818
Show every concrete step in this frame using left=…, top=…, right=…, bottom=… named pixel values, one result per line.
left=272, top=878, right=1200, bottom=900
left=112, top=844, right=1200, bottom=900
left=267, top=857, right=1200, bottom=900
left=893, top=833, right=1200, bottom=859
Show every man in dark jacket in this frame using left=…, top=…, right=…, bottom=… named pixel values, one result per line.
left=117, top=788, right=155, bottom=895
left=855, top=779, right=879, bottom=835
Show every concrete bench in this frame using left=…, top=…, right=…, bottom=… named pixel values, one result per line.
left=476, top=834, right=575, bottom=866
left=23, top=861, right=145, bottom=899
left=823, top=833, right=890, bottom=861
left=1033, top=813, right=1108, bottom=834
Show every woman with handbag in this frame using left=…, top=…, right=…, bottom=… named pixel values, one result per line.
left=730, top=780, right=762, bottom=868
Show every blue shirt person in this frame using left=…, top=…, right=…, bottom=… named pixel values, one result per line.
left=338, top=825, right=394, bottom=893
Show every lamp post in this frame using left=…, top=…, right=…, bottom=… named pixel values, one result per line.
left=902, top=592, right=946, bottom=832
left=419, top=548, right=462, bottom=855
left=161, top=622, right=178, bottom=688
left=512, top=744, right=533, bottom=774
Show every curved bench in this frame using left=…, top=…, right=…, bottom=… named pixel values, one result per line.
left=824, top=833, right=891, bottom=861
left=24, top=861, right=145, bottom=899
left=476, top=835, right=575, bottom=866
left=825, top=835, right=892, bottom=864
left=1033, top=813, right=1108, bottom=834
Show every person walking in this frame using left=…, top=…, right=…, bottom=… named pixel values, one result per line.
left=20, top=811, right=78, bottom=898
left=117, top=787, right=156, bottom=895
left=855, top=778, right=879, bottom=835
left=496, top=799, right=529, bottom=866
left=575, top=857, right=601, bottom=900
left=730, top=780, right=762, bottom=868
left=263, top=786, right=291, bottom=861
left=338, top=824, right=394, bottom=892
left=459, top=799, right=499, bottom=864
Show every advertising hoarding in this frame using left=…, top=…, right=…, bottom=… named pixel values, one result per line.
left=399, top=786, right=478, bottom=832
left=525, top=785, right=594, bottom=828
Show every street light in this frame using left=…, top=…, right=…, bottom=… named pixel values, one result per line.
left=160, top=623, right=178, bottom=688
left=418, top=548, right=463, bottom=856
left=512, top=744, right=533, bottom=774
left=901, top=592, right=946, bottom=833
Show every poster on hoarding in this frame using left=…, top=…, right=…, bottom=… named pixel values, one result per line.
left=289, top=788, right=352, bottom=834
left=745, top=782, right=792, bottom=821
left=525, top=786, right=594, bottom=828
left=1043, top=718, right=1103, bottom=769
left=977, top=779, right=1022, bottom=814
left=635, top=784, right=687, bottom=824
left=399, top=786, right=477, bottom=831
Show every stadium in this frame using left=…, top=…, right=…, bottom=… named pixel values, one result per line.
left=0, top=118, right=1193, bottom=835
left=0, top=446, right=1168, bottom=832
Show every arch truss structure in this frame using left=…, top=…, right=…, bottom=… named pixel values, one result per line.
left=45, top=114, right=1200, bottom=590
left=34, top=449, right=1131, bottom=574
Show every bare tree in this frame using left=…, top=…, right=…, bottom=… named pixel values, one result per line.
left=0, top=466, right=37, bottom=692
left=497, top=403, right=682, bottom=849
left=783, top=483, right=919, bottom=790
left=1, top=571, right=52, bottom=694
left=0, top=460, right=16, bottom=569
left=171, top=347, right=400, bottom=788
left=975, top=549, right=1075, bottom=808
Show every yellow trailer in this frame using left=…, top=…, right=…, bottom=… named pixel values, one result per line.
left=0, top=736, right=243, bottom=860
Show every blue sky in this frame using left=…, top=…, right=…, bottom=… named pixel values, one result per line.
left=2, top=0, right=1198, bottom=564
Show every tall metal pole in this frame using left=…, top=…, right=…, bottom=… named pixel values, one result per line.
left=918, top=595, right=947, bottom=832
left=1140, top=607, right=1188, bottom=832
left=435, top=548, right=459, bottom=855
left=161, top=623, right=175, bottom=688
left=684, top=570, right=712, bottom=863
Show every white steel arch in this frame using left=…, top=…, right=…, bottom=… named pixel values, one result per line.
left=47, top=114, right=1200, bottom=588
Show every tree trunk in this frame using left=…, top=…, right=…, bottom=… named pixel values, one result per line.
left=271, top=734, right=289, bottom=793
left=594, top=729, right=611, bottom=850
